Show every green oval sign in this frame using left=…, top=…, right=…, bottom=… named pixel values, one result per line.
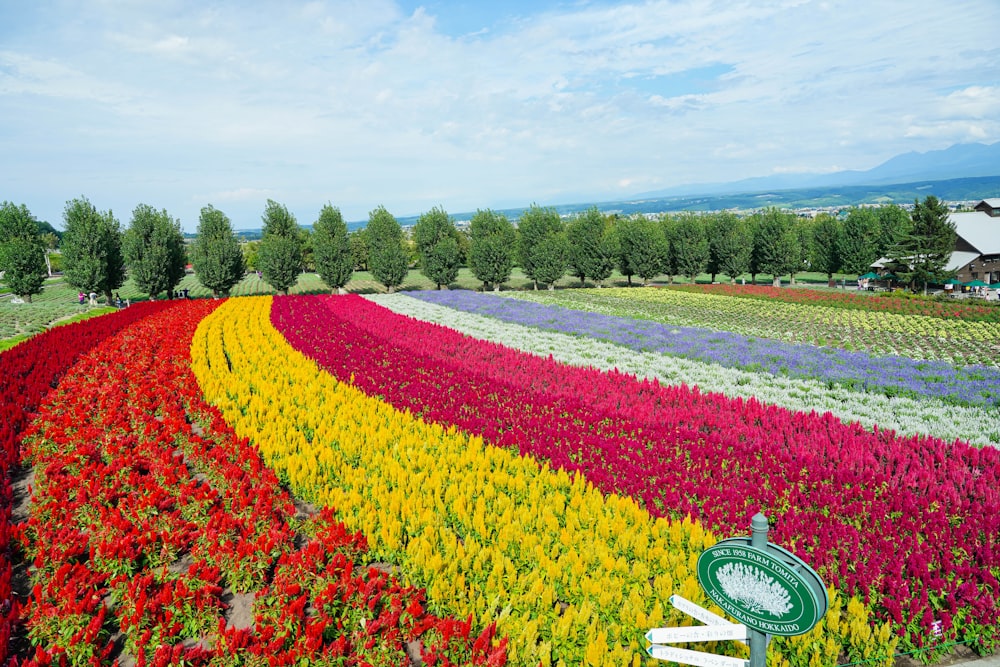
left=697, top=539, right=825, bottom=636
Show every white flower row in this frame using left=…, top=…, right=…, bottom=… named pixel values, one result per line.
left=367, top=293, right=999, bottom=449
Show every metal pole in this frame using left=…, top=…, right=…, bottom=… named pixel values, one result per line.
left=749, top=513, right=769, bottom=667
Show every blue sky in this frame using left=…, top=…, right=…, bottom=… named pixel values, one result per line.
left=2, top=0, right=998, bottom=232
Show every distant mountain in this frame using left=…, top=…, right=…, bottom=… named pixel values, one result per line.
left=634, top=141, right=1000, bottom=198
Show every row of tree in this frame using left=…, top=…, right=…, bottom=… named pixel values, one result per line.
left=0, top=195, right=958, bottom=302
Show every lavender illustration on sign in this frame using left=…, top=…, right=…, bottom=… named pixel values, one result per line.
left=716, top=562, right=793, bottom=618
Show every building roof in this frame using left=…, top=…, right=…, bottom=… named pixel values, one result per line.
left=950, top=211, right=1000, bottom=255
left=978, top=198, right=1000, bottom=208
left=945, top=250, right=981, bottom=272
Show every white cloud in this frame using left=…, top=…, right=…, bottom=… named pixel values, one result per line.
left=1, top=0, right=998, bottom=230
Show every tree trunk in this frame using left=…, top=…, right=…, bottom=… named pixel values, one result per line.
left=772, top=276, right=781, bottom=287
left=338, top=287, right=347, bottom=295
left=25, top=294, right=32, bottom=303
left=548, top=283, right=555, bottom=291
left=493, top=284, right=500, bottom=292
left=44, top=252, right=52, bottom=277
left=533, top=279, right=538, bottom=290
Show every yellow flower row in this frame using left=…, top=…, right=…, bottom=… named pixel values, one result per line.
left=189, top=296, right=896, bottom=667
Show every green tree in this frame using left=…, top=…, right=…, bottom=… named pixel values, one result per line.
left=61, top=197, right=126, bottom=304
left=258, top=200, right=303, bottom=295
left=0, top=201, right=47, bottom=302
left=533, top=233, right=569, bottom=290
left=190, top=205, right=245, bottom=298
left=874, top=204, right=912, bottom=260
left=750, top=208, right=799, bottom=286
left=349, top=229, right=369, bottom=271
left=809, top=213, right=843, bottom=282
left=413, top=207, right=461, bottom=289
left=423, top=237, right=461, bottom=289
left=312, top=204, right=353, bottom=293
left=715, top=216, right=752, bottom=284
left=615, top=216, right=665, bottom=285
left=566, top=207, right=615, bottom=286
left=891, top=195, right=957, bottom=295
left=123, top=204, right=186, bottom=300
left=838, top=207, right=881, bottom=276
left=671, top=213, right=709, bottom=282
left=366, top=206, right=408, bottom=292
left=516, top=204, right=564, bottom=290
left=468, top=209, right=516, bottom=291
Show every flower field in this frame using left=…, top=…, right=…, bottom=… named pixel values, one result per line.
left=498, top=287, right=1000, bottom=369
left=3, top=287, right=998, bottom=666
left=4, top=300, right=504, bottom=666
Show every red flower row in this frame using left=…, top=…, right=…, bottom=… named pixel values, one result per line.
left=15, top=299, right=505, bottom=666
left=271, top=294, right=1000, bottom=652
left=0, top=301, right=179, bottom=664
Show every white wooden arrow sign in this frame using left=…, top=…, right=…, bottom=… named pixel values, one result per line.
left=670, top=595, right=748, bottom=647
left=646, top=624, right=749, bottom=645
left=646, top=645, right=749, bottom=667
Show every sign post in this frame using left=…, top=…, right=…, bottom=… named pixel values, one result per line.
left=646, top=513, right=828, bottom=667
left=748, top=515, right=769, bottom=667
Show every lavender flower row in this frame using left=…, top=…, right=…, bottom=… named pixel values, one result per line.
left=409, top=290, right=1000, bottom=408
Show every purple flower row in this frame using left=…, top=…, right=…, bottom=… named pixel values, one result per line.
left=409, top=291, right=1000, bottom=408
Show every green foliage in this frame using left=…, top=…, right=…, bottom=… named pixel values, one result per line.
left=839, top=207, right=881, bottom=276
left=423, top=236, right=462, bottom=289
left=750, top=208, right=800, bottom=284
left=874, top=204, right=911, bottom=259
left=366, top=206, right=408, bottom=292
left=242, top=241, right=260, bottom=272
left=810, top=213, right=842, bottom=279
left=258, top=200, right=303, bottom=295
left=468, top=209, right=516, bottom=290
left=190, top=205, right=246, bottom=297
left=614, top=216, right=665, bottom=285
left=891, top=195, right=957, bottom=293
left=414, top=207, right=461, bottom=288
left=60, top=196, right=126, bottom=302
left=530, top=234, right=569, bottom=289
left=349, top=229, right=369, bottom=271
left=566, top=207, right=615, bottom=285
left=516, top=204, right=564, bottom=288
left=35, top=219, right=62, bottom=239
left=123, top=204, right=186, bottom=299
left=670, top=213, right=709, bottom=281
left=704, top=211, right=752, bottom=284
left=0, top=201, right=47, bottom=301
left=312, top=204, right=353, bottom=292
